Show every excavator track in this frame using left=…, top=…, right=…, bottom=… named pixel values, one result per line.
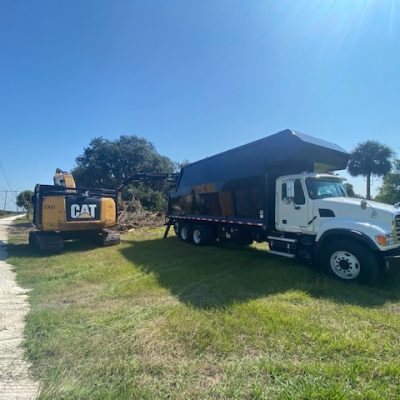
left=100, top=229, right=121, bottom=247
left=29, top=231, right=64, bottom=253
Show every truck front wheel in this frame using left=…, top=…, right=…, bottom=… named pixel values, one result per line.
left=321, top=240, right=379, bottom=284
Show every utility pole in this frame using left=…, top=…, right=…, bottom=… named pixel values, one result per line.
left=3, top=190, right=7, bottom=213
left=15, top=191, right=18, bottom=212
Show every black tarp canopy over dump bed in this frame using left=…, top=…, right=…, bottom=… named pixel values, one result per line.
left=176, top=129, right=349, bottom=191
left=169, top=129, right=350, bottom=224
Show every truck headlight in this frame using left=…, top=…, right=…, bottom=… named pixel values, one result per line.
left=375, top=234, right=391, bottom=246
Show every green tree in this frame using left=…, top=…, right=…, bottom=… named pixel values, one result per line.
left=347, top=140, right=393, bottom=200
left=16, top=190, right=34, bottom=217
left=375, top=159, right=400, bottom=205
left=72, top=135, right=176, bottom=210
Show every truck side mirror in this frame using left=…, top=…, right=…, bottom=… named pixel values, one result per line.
left=360, top=199, right=367, bottom=209
left=286, top=180, right=295, bottom=200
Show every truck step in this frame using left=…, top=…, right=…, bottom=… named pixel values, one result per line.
left=268, top=250, right=296, bottom=258
left=267, top=236, right=297, bottom=257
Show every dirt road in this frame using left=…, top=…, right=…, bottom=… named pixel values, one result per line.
left=0, top=216, right=39, bottom=399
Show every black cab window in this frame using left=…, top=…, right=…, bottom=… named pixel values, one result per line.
left=294, top=179, right=305, bottom=204
left=281, top=179, right=305, bottom=205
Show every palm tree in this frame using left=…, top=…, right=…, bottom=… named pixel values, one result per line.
left=347, top=140, right=393, bottom=200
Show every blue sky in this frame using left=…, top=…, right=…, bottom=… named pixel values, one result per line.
left=1, top=0, right=400, bottom=210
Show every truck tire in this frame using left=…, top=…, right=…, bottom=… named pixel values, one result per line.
left=173, top=222, right=179, bottom=236
left=321, top=239, right=379, bottom=284
left=179, top=223, right=191, bottom=243
left=192, top=225, right=211, bottom=246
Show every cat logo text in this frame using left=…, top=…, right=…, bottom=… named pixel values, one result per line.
left=70, top=204, right=97, bottom=219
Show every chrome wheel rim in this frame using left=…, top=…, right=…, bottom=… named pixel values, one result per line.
left=193, top=229, right=201, bottom=244
left=181, top=226, right=188, bottom=241
left=330, top=251, right=360, bottom=280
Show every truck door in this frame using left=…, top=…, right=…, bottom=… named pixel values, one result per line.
left=276, top=179, right=311, bottom=233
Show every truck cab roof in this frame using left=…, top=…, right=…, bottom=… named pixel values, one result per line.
left=279, top=172, right=347, bottom=181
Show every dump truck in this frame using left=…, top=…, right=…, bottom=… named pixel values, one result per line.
left=165, top=129, right=400, bottom=283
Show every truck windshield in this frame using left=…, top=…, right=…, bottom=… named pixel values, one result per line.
left=305, top=178, right=347, bottom=199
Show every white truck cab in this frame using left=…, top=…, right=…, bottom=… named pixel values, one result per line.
left=274, top=173, right=400, bottom=282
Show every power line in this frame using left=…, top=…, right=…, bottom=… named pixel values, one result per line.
left=0, top=162, right=13, bottom=191
left=0, top=190, right=22, bottom=212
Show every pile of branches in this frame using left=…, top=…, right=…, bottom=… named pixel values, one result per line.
left=117, top=199, right=165, bottom=232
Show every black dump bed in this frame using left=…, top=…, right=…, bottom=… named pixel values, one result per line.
left=168, top=129, right=349, bottom=226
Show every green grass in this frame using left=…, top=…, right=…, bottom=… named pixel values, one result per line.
left=7, top=224, right=400, bottom=399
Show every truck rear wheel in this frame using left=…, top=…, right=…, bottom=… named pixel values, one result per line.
left=321, top=239, right=379, bottom=284
left=192, top=225, right=211, bottom=246
left=179, top=223, right=191, bottom=242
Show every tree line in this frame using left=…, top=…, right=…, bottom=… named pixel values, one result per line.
left=17, top=134, right=400, bottom=213
left=17, top=135, right=178, bottom=214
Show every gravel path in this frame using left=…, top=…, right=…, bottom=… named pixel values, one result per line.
left=0, top=216, right=39, bottom=399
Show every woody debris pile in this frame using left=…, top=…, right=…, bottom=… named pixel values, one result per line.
left=117, top=199, right=165, bottom=231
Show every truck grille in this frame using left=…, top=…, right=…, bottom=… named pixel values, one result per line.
left=395, top=214, right=400, bottom=243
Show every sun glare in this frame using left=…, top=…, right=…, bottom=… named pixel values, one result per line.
left=291, top=0, right=399, bottom=43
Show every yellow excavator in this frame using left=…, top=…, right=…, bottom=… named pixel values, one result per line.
left=29, top=169, right=120, bottom=252
left=29, top=169, right=178, bottom=252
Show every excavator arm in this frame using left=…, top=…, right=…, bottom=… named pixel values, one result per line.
left=116, top=172, right=178, bottom=191
left=53, top=168, right=76, bottom=189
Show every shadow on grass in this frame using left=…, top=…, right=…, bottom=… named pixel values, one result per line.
left=9, top=222, right=32, bottom=228
left=6, top=239, right=100, bottom=259
left=120, top=236, right=400, bottom=309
